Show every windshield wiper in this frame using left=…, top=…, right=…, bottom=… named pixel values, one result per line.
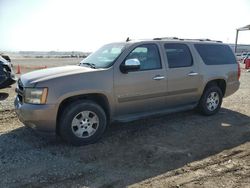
left=80, top=63, right=96, bottom=69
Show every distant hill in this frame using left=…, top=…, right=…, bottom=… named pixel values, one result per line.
left=0, top=51, right=91, bottom=58
left=2, top=43, right=250, bottom=58
left=228, top=44, right=250, bottom=54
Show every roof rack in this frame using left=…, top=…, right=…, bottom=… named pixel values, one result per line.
left=153, top=37, right=179, bottom=40
left=153, top=37, right=222, bottom=43
left=193, top=38, right=222, bottom=43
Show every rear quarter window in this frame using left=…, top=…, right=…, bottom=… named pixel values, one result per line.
left=194, top=44, right=237, bottom=65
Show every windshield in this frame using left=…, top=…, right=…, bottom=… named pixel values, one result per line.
left=80, top=43, right=125, bottom=68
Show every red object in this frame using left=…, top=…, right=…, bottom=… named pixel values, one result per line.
left=245, top=59, right=250, bottom=69
left=16, top=64, right=21, bottom=74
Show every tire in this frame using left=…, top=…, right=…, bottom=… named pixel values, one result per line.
left=198, top=85, right=223, bottom=116
left=59, top=100, right=107, bottom=146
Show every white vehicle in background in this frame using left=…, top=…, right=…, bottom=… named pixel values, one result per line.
left=240, top=52, right=250, bottom=63
left=242, top=52, right=250, bottom=64
left=235, top=53, right=242, bottom=62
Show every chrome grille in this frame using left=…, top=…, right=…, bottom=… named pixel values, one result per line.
left=17, top=79, right=24, bottom=91
left=16, top=79, right=24, bottom=103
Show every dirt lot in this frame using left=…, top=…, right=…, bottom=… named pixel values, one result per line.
left=0, top=59, right=250, bottom=188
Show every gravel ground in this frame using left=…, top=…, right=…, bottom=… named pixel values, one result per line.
left=0, top=59, right=249, bottom=188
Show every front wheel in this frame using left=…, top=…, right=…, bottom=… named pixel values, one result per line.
left=198, top=85, right=223, bottom=115
left=59, top=100, right=107, bottom=146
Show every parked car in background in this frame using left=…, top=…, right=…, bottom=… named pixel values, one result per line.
left=15, top=38, right=240, bottom=146
left=240, top=52, right=250, bottom=63
left=1, top=54, right=11, bottom=62
left=0, top=55, right=16, bottom=89
left=242, top=52, right=250, bottom=64
left=235, top=53, right=242, bottom=62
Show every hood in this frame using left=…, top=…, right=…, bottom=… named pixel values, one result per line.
left=21, top=65, right=95, bottom=86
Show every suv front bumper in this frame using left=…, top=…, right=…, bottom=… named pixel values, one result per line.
left=14, top=96, right=58, bottom=134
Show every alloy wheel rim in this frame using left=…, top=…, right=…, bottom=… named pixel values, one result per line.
left=71, top=111, right=99, bottom=138
left=206, top=91, right=220, bottom=111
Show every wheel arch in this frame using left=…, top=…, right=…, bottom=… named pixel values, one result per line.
left=203, top=79, right=226, bottom=97
left=56, top=93, right=111, bottom=135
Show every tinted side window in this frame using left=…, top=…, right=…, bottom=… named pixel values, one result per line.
left=164, top=43, right=193, bottom=68
left=194, top=44, right=237, bottom=65
left=126, top=44, right=161, bottom=70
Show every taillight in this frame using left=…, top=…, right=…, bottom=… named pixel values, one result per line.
left=237, top=62, right=241, bottom=80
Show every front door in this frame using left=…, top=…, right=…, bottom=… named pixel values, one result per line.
left=114, top=43, right=167, bottom=117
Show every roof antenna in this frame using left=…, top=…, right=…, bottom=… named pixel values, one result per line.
left=126, top=37, right=130, bottom=42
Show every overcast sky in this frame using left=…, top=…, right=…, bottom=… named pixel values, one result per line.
left=0, top=0, right=250, bottom=51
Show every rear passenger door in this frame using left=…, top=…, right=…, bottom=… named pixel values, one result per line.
left=164, top=43, right=202, bottom=107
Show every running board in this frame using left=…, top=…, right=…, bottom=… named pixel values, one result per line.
left=113, top=103, right=197, bottom=123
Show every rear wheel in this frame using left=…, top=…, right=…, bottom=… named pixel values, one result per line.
left=198, top=85, right=223, bottom=115
left=59, top=100, right=107, bottom=146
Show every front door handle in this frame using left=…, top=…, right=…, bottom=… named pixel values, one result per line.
left=188, top=72, right=199, bottom=76
left=153, top=75, right=165, bottom=80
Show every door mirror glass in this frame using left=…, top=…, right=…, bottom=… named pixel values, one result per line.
left=120, top=58, right=140, bottom=73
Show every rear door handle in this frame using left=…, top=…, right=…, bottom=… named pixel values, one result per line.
left=188, top=72, right=199, bottom=76
left=153, top=75, right=165, bottom=80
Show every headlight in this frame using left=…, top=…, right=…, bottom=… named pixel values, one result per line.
left=24, top=88, right=48, bottom=104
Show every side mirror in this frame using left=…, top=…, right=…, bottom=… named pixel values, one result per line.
left=120, top=58, right=140, bottom=73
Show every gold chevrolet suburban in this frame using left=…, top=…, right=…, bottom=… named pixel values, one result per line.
left=15, top=38, right=240, bottom=145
